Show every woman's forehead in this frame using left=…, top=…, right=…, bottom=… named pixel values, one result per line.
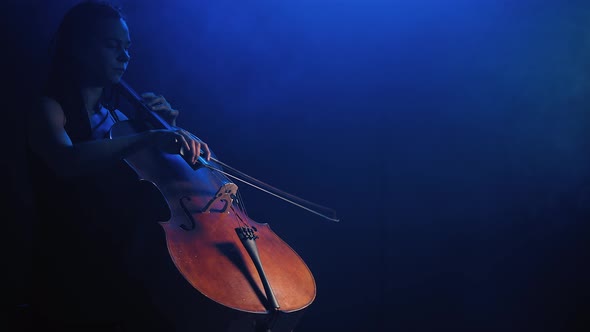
left=93, top=17, right=130, bottom=41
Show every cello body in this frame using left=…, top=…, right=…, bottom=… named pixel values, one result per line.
left=109, top=116, right=316, bottom=331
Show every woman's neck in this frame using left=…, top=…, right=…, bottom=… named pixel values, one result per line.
left=81, top=86, right=104, bottom=114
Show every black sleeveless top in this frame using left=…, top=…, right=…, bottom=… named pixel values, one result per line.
left=26, top=97, right=165, bottom=328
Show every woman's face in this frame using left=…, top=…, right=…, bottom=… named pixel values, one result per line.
left=77, top=17, right=131, bottom=86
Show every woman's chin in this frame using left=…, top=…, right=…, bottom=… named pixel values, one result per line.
left=109, top=75, right=123, bottom=84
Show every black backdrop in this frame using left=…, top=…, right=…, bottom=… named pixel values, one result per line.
left=3, top=1, right=590, bottom=331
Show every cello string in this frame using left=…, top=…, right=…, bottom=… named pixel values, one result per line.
left=236, top=190, right=248, bottom=216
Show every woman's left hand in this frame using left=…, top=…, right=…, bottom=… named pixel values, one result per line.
left=141, top=92, right=180, bottom=126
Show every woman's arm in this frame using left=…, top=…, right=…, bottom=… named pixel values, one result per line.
left=27, top=97, right=193, bottom=177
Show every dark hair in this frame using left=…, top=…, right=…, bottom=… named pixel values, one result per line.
left=46, top=0, right=126, bottom=142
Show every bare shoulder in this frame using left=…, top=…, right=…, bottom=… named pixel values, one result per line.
left=26, top=96, right=68, bottom=145
left=27, top=96, right=74, bottom=174
left=38, top=96, right=65, bottom=117
left=32, top=96, right=66, bottom=127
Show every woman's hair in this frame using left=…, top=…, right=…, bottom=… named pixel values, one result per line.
left=45, top=0, right=126, bottom=141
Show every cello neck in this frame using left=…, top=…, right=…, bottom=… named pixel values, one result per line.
left=114, top=79, right=172, bottom=130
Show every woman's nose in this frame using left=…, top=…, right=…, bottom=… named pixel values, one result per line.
left=118, top=49, right=130, bottom=63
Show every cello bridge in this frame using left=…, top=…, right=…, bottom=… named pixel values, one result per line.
left=200, top=183, right=238, bottom=213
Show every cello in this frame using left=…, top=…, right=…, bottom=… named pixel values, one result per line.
left=109, top=79, right=339, bottom=332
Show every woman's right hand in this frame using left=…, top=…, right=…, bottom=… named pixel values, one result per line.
left=148, top=128, right=210, bottom=165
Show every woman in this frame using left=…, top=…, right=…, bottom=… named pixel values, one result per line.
left=26, top=1, right=210, bottom=330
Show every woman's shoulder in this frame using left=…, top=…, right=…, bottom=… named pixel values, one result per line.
left=35, top=96, right=62, bottom=112
left=29, top=95, right=66, bottom=126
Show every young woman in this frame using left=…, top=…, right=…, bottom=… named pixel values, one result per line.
left=26, top=1, right=210, bottom=330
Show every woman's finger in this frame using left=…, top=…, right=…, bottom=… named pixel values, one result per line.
left=141, top=93, right=167, bottom=107
left=190, top=139, right=199, bottom=164
left=177, top=130, right=197, bottom=163
left=140, top=92, right=158, bottom=100
left=151, top=103, right=172, bottom=111
left=201, top=142, right=211, bottom=161
left=154, top=106, right=179, bottom=117
left=146, top=96, right=166, bottom=107
left=176, top=134, right=190, bottom=154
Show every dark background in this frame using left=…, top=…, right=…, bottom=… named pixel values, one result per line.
left=3, top=0, right=590, bottom=331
